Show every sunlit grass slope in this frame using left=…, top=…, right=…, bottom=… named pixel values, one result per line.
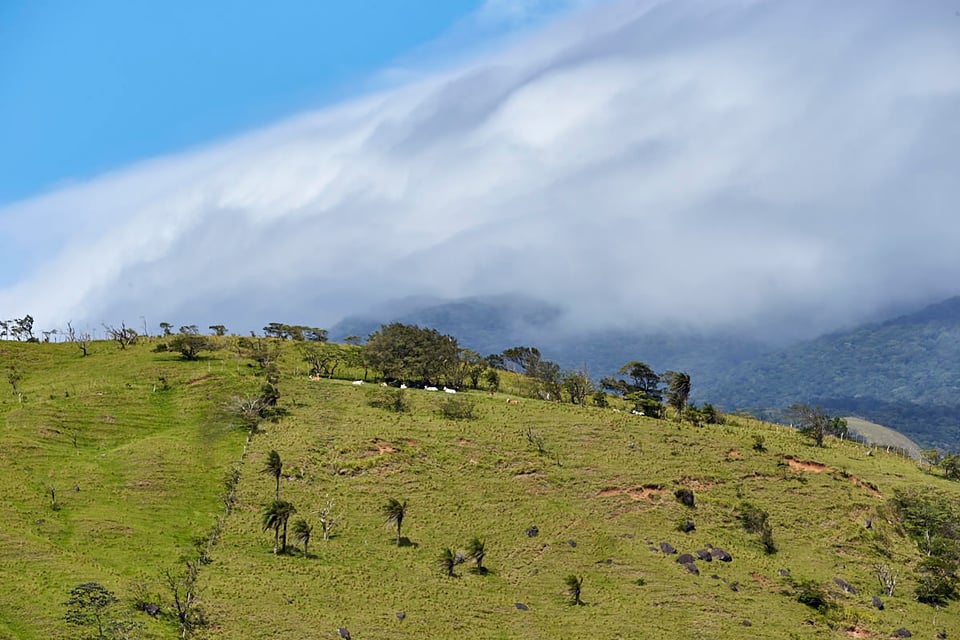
left=1, top=339, right=958, bottom=639
left=0, top=340, right=250, bottom=639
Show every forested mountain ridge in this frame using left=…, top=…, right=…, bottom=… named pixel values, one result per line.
left=697, top=296, right=960, bottom=449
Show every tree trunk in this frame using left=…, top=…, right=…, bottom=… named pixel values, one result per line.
left=273, top=527, right=280, bottom=554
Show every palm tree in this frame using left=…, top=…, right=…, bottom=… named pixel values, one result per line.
left=564, top=574, right=584, bottom=606
left=382, top=498, right=407, bottom=546
left=438, top=547, right=456, bottom=577
left=262, top=500, right=297, bottom=554
left=261, top=450, right=283, bottom=500
left=292, top=519, right=312, bottom=558
left=466, top=537, right=486, bottom=573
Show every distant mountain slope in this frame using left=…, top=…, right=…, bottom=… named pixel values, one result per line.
left=699, top=297, right=960, bottom=449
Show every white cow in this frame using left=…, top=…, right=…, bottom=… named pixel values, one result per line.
left=352, top=380, right=364, bottom=386
left=425, top=386, right=439, bottom=391
left=443, top=387, right=457, bottom=394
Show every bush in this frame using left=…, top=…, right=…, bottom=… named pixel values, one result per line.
left=674, top=488, right=695, bottom=508
left=438, top=396, right=476, bottom=420
left=740, top=501, right=776, bottom=553
left=791, top=578, right=832, bottom=611
left=369, top=388, right=408, bottom=413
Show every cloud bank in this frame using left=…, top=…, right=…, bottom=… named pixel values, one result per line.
left=2, top=0, right=959, bottom=340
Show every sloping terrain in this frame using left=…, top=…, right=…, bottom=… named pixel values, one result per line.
left=1, top=339, right=958, bottom=639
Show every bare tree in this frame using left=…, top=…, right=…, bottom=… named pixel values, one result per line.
left=164, top=562, right=201, bottom=639
left=103, top=323, right=137, bottom=349
left=875, top=564, right=898, bottom=596
left=316, top=495, right=339, bottom=541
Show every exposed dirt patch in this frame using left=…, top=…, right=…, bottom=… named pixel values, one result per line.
left=371, top=439, right=396, bottom=454
left=726, top=449, right=742, bottom=460
left=784, top=455, right=828, bottom=472
left=597, top=484, right=665, bottom=500
left=783, top=456, right=882, bottom=497
left=405, top=439, right=417, bottom=447
left=457, top=438, right=470, bottom=446
left=844, top=626, right=870, bottom=638
left=187, top=374, right=215, bottom=385
left=750, top=572, right=770, bottom=586
left=848, top=475, right=882, bottom=498
left=100, top=414, right=117, bottom=423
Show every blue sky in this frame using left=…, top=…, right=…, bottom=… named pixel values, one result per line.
left=0, top=0, right=501, bottom=205
left=1, top=0, right=959, bottom=339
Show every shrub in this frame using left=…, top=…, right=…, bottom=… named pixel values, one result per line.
left=438, top=396, right=477, bottom=420
left=369, top=388, right=408, bottom=413
left=791, top=578, right=832, bottom=611
left=674, top=488, right=695, bottom=508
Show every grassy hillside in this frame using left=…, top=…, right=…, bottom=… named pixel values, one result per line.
left=2, top=339, right=959, bottom=639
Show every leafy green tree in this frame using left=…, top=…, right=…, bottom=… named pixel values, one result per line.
left=466, top=537, right=486, bottom=572
left=564, top=574, right=584, bottom=605
left=382, top=498, right=408, bottom=546
left=159, top=322, right=173, bottom=336
left=169, top=329, right=215, bottom=360
left=484, top=369, right=500, bottom=392
left=609, top=361, right=663, bottom=400
left=364, top=323, right=458, bottom=386
left=292, top=519, right=312, bottom=558
left=208, top=324, right=227, bottom=336
left=262, top=500, right=297, bottom=554
left=562, top=369, right=593, bottom=406
left=64, top=582, right=118, bottom=639
left=662, top=371, right=691, bottom=421
left=261, top=450, right=283, bottom=500
left=302, top=343, right=346, bottom=378
left=625, top=391, right=662, bottom=418
left=501, top=346, right=541, bottom=374
left=9, top=315, right=35, bottom=341
left=938, top=453, right=960, bottom=480
left=591, top=390, right=608, bottom=408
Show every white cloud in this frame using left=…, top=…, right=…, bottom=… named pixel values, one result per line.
left=2, top=0, right=959, bottom=339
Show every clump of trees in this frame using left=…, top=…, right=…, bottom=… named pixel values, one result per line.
left=364, top=324, right=458, bottom=387
left=920, top=449, right=960, bottom=481
left=263, top=323, right=327, bottom=342
left=0, top=315, right=36, bottom=341
left=890, top=488, right=960, bottom=605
